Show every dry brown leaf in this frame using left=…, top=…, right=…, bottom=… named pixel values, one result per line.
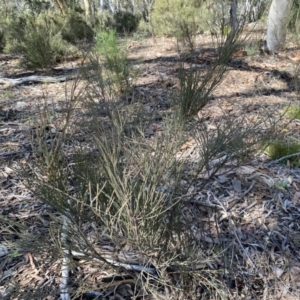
left=198, top=51, right=217, bottom=62
left=236, top=166, right=256, bottom=175
left=232, top=50, right=247, bottom=57
left=180, top=137, right=195, bottom=150
left=150, top=123, right=163, bottom=132
left=289, top=55, right=300, bottom=62
left=292, top=192, right=300, bottom=205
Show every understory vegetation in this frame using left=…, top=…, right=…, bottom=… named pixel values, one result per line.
left=1, top=0, right=300, bottom=299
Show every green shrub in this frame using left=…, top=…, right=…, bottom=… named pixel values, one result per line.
left=3, top=13, right=77, bottom=70
left=113, top=11, right=140, bottom=33
left=152, top=0, right=211, bottom=51
left=96, top=11, right=116, bottom=31
left=96, top=11, right=140, bottom=33
left=61, top=12, right=94, bottom=44
left=266, top=139, right=300, bottom=164
left=95, top=28, right=132, bottom=93
left=134, top=19, right=153, bottom=39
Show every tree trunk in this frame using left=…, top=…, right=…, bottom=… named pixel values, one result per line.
left=241, top=0, right=270, bottom=23
left=83, top=0, right=95, bottom=27
left=226, top=0, right=239, bottom=46
left=265, top=0, right=292, bottom=53
left=108, top=0, right=116, bottom=13
left=53, top=0, right=66, bottom=14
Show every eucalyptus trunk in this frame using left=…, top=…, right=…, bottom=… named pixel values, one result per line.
left=265, top=0, right=292, bottom=53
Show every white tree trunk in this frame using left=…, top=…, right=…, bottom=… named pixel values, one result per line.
left=99, top=0, right=105, bottom=11
left=108, top=0, right=116, bottom=13
left=266, top=0, right=292, bottom=53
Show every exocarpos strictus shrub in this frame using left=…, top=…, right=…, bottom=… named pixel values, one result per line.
left=0, top=14, right=288, bottom=300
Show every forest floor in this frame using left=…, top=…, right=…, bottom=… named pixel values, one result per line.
left=1, top=32, right=300, bottom=299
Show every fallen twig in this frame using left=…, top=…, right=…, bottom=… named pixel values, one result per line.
left=63, top=249, right=158, bottom=277
left=267, top=152, right=300, bottom=166
left=0, top=75, right=68, bottom=87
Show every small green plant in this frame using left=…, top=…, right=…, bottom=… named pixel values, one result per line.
left=283, top=104, right=300, bottom=119
left=275, top=180, right=289, bottom=190
left=265, top=139, right=300, bottom=164
left=95, top=28, right=132, bottom=93
left=176, top=18, right=198, bottom=53
left=9, top=249, right=20, bottom=258
left=242, top=39, right=260, bottom=56
left=4, top=91, right=13, bottom=98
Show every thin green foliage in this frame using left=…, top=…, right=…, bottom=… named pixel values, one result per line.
left=176, top=39, right=239, bottom=120
left=95, top=28, right=133, bottom=94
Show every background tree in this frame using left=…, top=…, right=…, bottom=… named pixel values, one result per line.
left=265, top=0, right=293, bottom=53
left=241, top=0, right=270, bottom=23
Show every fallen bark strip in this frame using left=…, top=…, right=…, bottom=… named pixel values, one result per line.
left=63, top=249, right=158, bottom=277
left=0, top=75, right=68, bottom=87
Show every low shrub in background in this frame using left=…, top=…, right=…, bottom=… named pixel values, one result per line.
left=61, top=11, right=94, bottom=44
left=2, top=10, right=92, bottom=70
left=96, top=10, right=140, bottom=34
left=152, top=0, right=212, bottom=52
left=3, top=14, right=67, bottom=70
left=113, top=11, right=140, bottom=33
left=96, top=10, right=115, bottom=31
left=266, top=139, right=300, bottom=165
